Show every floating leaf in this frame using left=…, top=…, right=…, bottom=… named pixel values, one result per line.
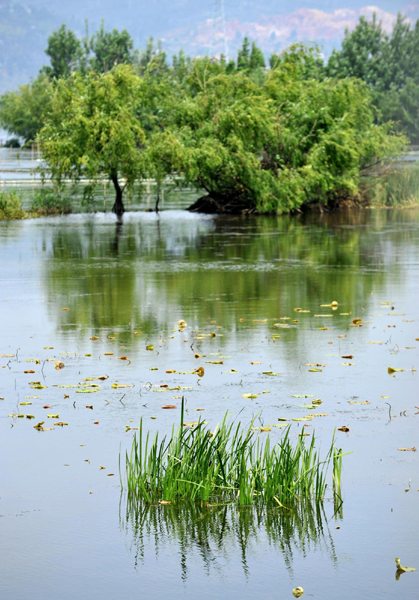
left=162, top=405, right=177, bottom=409
left=242, top=393, right=258, bottom=399
left=349, top=401, right=370, bottom=405
left=308, top=368, right=322, bottom=372
left=395, top=558, right=416, bottom=573
left=292, top=394, right=315, bottom=398
left=252, top=427, right=271, bottom=432
left=47, top=414, right=59, bottom=419
left=206, top=360, right=223, bottom=364
left=90, top=336, right=99, bottom=341
left=341, top=355, right=353, bottom=359
left=20, top=402, right=32, bottom=406
left=146, top=345, right=154, bottom=351
left=388, top=367, right=404, bottom=374
left=262, top=371, right=281, bottom=376
left=398, top=447, right=416, bottom=452
left=54, top=422, right=68, bottom=426
left=338, top=425, right=350, bottom=432
left=293, top=588, right=304, bottom=598
left=55, top=361, right=65, bottom=370
left=24, top=370, right=35, bottom=374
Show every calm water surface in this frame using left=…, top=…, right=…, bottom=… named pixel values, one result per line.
left=1, top=208, right=418, bottom=599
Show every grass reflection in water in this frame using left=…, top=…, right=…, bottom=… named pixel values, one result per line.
left=121, top=498, right=340, bottom=578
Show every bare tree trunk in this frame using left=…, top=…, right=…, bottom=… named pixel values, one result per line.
left=155, top=182, right=160, bottom=213
left=111, top=174, right=125, bottom=217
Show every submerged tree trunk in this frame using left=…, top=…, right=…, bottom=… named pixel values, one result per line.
left=111, top=174, right=125, bottom=217
left=155, top=182, right=160, bottom=213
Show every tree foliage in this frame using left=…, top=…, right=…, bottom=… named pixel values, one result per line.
left=42, top=24, right=83, bottom=79
left=38, top=66, right=146, bottom=215
left=0, top=74, right=52, bottom=143
left=327, top=13, right=419, bottom=142
left=146, top=64, right=405, bottom=213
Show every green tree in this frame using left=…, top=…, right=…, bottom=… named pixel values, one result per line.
left=42, top=24, right=83, bottom=79
left=147, top=60, right=405, bottom=214
left=0, top=74, right=53, bottom=143
left=89, top=21, right=137, bottom=73
left=38, top=66, right=146, bottom=216
left=327, top=14, right=387, bottom=89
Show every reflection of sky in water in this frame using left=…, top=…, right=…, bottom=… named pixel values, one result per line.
left=1, top=209, right=419, bottom=599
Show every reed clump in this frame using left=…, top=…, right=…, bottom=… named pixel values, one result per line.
left=366, top=164, right=419, bottom=207
left=30, top=188, right=72, bottom=216
left=0, top=190, right=27, bottom=220
left=123, top=399, right=343, bottom=507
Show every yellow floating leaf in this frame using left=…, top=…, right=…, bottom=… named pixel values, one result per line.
left=47, top=414, right=59, bottom=419
left=146, top=345, right=154, bottom=351
left=90, top=336, right=99, bottom=341
left=395, top=558, right=416, bottom=573
left=20, top=402, right=32, bottom=406
left=55, top=361, right=65, bottom=370
left=349, top=401, right=370, bottom=405
left=24, top=370, right=35, bottom=374
left=111, top=383, right=131, bottom=388
left=205, top=360, right=223, bottom=364
left=54, top=422, right=68, bottom=426
left=398, top=447, right=416, bottom=452
left=242, top=393, right=258, bottom=399
left=263, top=371, right=281, bottom=376
left=252, top=427, right=271, bottom=432
left=388, top=367, right=404, bottom=374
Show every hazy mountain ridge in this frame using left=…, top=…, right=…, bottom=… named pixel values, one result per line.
left=0, top=0, right=418, bottom=93
left=165, top=5, right=418, bottom=57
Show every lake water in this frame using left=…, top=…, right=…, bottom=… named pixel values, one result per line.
left=1, top=208, right=418, bottom=599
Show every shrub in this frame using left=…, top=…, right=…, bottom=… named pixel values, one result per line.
left=365, top=165, right=419, bottom=207
left=30, top=188, right=72, bottom=216
left=0, top=190, right=27, bottom=220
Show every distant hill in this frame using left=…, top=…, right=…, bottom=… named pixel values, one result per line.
left=0, top=0, right=418, bottom=93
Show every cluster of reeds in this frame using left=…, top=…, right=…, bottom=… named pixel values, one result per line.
left=30, top=188, right=72, bottom=216
left=123, top=399, right=344, bottom=507
left=0, top=190, right=27, bottom=220
left=366, top=164, right=419, bottom=207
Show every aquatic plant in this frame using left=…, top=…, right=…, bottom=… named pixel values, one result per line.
left=0, top=190, right=27, bottom=220
left=30, top=187, right=72, bottom=216
left=123, top=398, right=343, bottom=507
left=365, top=164, right=419, bottom=207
